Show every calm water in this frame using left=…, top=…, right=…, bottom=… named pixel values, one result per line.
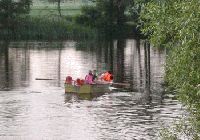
left=0, top=40, right=186, bottom=140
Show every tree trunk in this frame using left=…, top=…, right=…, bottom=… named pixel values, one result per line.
left=116, top=0, right=125, bottom=27
left=58, top=0, right=62, bottom=16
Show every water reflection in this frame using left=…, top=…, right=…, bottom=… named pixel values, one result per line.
left=0, top=39, right=165, bottom=92
left=0, top=40, right=185, bottom=139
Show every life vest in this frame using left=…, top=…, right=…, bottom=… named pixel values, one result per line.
left=80, top=79, right=85, bottom=85
left=76, top=78, right=84, bottom=86
left=102, top=72, right=113, bottom=82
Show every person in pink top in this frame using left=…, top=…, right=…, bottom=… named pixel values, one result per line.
left=85, top=70, right=95, bottom=84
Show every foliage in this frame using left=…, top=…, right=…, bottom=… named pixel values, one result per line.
left=0, top=0, right=32, bottom=27
left=140, top=0, right=200, bottom=47
left=159, top=117, right=200, bottom=140
left=0, top=16, right=97, bottom=40
left=127, top=0, right=150, bottom=24
left=139, top=0, right=200, bottom=139
left=166, top=45, right=200, bottom=114
left=75, top=0, right=138, bottom=38
left=80, top=1, right=134, bottom=26
left=75, top=6, right=101, bottom=27
left=93, top=0, right=132, bottom=26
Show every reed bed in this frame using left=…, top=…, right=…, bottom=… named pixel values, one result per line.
left=0, top=17, right=97, bottom=40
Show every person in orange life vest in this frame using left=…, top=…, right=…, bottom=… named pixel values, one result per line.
left=76, top=78, right=81, bottom=86
left=76, top=78, right=85, bottom=86
left=80, top=79, right=85, bottom=85
left=65, top=76, right=73, bottom=84
left=101, top=71, right=113, bottom=82
left=85, top=70, right=95, bottom=84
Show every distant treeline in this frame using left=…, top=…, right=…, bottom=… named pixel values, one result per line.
left=33, top=0, right=90, bottom=4
left=0, top=0, right=145, bottom=40
left=0, top=17, right=97, bottom=40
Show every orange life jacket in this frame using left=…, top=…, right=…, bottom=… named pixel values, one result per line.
left=103, top=72, right=113, bottom=82
left=76, top=78, right=84, bottom=86
left=80, top=79, right=85, bottom=85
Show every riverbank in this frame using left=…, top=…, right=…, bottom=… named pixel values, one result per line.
left=0, top=1, right=140, bottom=41
left=0, top=16, right=97, bottom=40
left=0, top=16, right=138, bottom=41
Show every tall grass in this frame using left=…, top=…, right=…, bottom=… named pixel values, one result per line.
left=0, top=16, right=97, bottom=40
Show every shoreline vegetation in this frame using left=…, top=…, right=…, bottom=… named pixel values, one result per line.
left=0, top=16, right=97, bottom=40
left=0, top=2, right=97, bottom=40
left=1, top=1, right=199, bottom=139
left=0, top=16, right=137, bottom=41
left=0, top=16, right=137, bottom=40
left=140, top=0, right=200, bottom=139
left=0, top=1, right=139, bottom=41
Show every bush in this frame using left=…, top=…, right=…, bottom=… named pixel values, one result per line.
left=75, top=6, right=101, bottom=27
left=140, top=0, right=200, bottom=138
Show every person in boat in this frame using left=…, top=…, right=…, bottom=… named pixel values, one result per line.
left=76, top=78, right=85, bottom=86
left=65, top=76, right=73, bottom=84
left=85, top=70, right=95, bottom=84
left=100, top=71, right=113, bottom=82
left=92, top=70, right=98, bottom=81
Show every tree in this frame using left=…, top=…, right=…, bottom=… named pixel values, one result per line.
left=0, top=0, right=32, bottom=28
left=114, top=0, right=128, bottom=26
left=127, top=0, right=150, bottom=24
left=57, top=0, right=61, bottom=16
left=140, top=0, right=200, bottom=138
left=95, top=0, right=131, bottom=27
left=140, top=0, right=200, bottom=106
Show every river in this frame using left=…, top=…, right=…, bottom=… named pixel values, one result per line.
left=0, top=39, right=186, bottom=140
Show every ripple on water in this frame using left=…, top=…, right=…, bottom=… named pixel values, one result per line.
left=0, top=89, right=186, bottom=140
left=0, top=40, right=186, bottom=139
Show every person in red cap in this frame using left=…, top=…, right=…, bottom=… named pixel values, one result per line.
left=65, top=76, right=73, bottom=84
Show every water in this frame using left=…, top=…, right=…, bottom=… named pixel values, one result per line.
left=0, top=40, right=186, bottom=139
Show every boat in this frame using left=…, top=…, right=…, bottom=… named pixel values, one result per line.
left=64, top=83, right=111, bottom=94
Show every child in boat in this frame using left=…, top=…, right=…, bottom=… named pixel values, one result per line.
left=76, top=78, right=85, bottom=86
left=65, top=76, right=73, bottom=84
left=85, top=70, right=95, bottom=84
left=92, top=70, right=98, bottom=81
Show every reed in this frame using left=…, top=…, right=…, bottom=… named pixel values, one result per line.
left=0, top=16, right=97, bottom=40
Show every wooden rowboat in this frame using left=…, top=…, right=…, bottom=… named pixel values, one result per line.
left=65, top=83, right=110, bottom=94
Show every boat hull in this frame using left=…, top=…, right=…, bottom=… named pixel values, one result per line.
left=65, top=84, right=110, bottom=94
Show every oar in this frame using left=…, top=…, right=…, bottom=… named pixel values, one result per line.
left=111, top=82, right=131, bottom=87
left=35, top=78, right=55, bottom=80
